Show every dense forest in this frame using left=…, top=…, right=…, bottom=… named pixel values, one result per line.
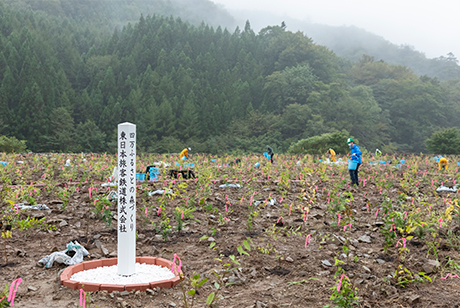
left=0, top=0, right=459, bottom=154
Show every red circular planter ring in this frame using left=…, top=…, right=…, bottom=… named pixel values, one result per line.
left=60, top=257, right=182, bottom=292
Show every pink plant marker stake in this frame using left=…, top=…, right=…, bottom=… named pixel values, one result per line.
left=375, top=209, right=379, bottom=217
left=276, top=216, right=283, bottom=224
left=396, top=238, right=406, bottom=248
left=442, top=273, right=460, bottom=279
left=305, top=234, right=311, bottom=248
left=337, top=214, right=341, bottom=225
left=439, top=218, right=443, bottom=228
left=8, top=278, right=22, bottom=307
left=337, top=274, right=349, bottom=291
left=80, top=288, right=86, bottom=308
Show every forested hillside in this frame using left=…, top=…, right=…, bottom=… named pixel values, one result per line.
left=0, top=1, right=459, bottom=154
left=228, top=11, right=460, bottom=81
left=301, top=23, right=460, bottom=81
left=1, top=0, right=237, bottom=30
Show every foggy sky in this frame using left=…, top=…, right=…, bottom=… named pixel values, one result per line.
left=212, top=0, right=460, bottom=59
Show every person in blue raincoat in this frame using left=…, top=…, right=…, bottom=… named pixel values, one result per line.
left=347, top=138, right=362, bottom=186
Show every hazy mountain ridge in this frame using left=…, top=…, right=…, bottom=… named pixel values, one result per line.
left=227, top=9, right=460, bottom=81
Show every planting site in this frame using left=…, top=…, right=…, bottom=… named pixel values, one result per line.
left=0, top=153, right=460, bottom=308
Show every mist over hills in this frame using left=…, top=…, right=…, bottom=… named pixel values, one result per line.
left=227, top=8, right=460, bottom=81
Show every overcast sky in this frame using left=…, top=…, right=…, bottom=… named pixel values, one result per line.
left=212, top=0, right=459, bottom=59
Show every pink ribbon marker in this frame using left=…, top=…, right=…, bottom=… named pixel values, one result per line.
left=305, top=234, right=311, bottom=248
left=337, top=274, right=349, bottom=291
left=80, top=289, right=86, bottom=307
left=171, top=254, right=182, bottom=274
left=276, top=216, right=283, bottom=224
left=396, top=238, right=406, bottom=248
left=343, top=223, right=352, bottom=231
left=338, top=214, right=341, bottom=225
left=439, top=218, right=443, bottom=228
left=441, top=273, right=460, bottom=279
left=375, top=208, right=379, bottom=217
left=8, top=278, right=22, bottom=306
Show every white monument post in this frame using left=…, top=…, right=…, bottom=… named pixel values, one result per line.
left=117, top=122, right=136, bottom=276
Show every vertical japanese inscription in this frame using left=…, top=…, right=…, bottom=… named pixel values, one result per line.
left=118, top=123, right=136, bottom=276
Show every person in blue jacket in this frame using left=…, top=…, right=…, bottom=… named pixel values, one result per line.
left=347, top=138, right=362, bottom=186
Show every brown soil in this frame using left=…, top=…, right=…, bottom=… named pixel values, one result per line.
left=1, top=155, right=460, bottom=308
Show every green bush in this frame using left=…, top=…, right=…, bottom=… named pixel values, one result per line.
left=425, top=127, right=460, bottom=154
left=0, top=135, right=27, bottom=153
left=288, top=130, right=352, bottom=155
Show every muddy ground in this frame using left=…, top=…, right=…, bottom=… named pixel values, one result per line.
left=1, top=154, right=460, bottom=308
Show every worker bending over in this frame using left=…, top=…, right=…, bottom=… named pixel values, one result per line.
left=328, top=148, right=336, bottom=162
left=438, top=157, right=448, bottom=170
left=180, top=148, right=191, bottom=161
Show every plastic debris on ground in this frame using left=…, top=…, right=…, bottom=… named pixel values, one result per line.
left=38, top=241, right=89, bottom=268
left=101, top=182, right=117, bottom=187
left=107, top=191, right=118, bottom=202
left=17, top=161, right=24, bottom=164
left=254, top=162, right=260, bottom=167
left=146, top=167, right=159, bottom=181
left=296, top=161, right=301, bottom=165
left=175, top=162, right=195, bottom=168
left=0, top=161, right=7, bottom=166
left=369, top=160, right=392, bottom=165
left=436, top=185, right=459, bottom=192
left=219, top=184, right=242, bottom=188
left=254, top=198, right=276, bottom=206
left=148, top=189, right=173, bottom=196
left=16, top=203, right=50, bottom=210
left=322, top=158, right=345, bottom=166
left=64, top=159, right=71, bottom=167
left=153, top=161, right=170, bottom=167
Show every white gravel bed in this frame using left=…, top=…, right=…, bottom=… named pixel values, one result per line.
left=70, top=263, right=175, bottom=284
